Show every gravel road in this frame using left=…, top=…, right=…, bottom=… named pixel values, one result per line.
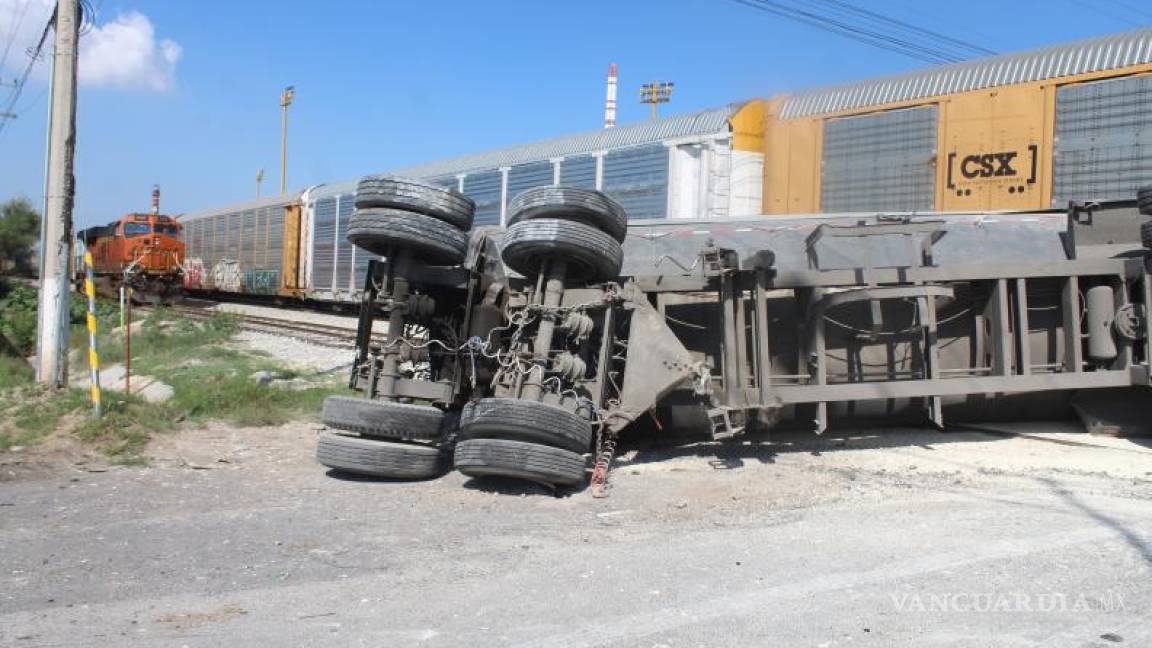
left=1, top=422, right=1150, bottom=647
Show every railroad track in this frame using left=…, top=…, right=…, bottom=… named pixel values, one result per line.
left=139, top=303, right=384, bottom=349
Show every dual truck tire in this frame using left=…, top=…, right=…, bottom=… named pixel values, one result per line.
left=316, top=397, right=592, bottom=486
left=325, top=181, right=621, bottom=488
left=347, top=176, right=475, bottom=266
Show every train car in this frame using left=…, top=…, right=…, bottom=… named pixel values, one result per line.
left=754, top=28, right=1152, bottom=214
left=75, top=191, right=185, bottom=303
left=179, top=105, right=746, bottom=303
left=179, top=28, right=1152, bottom=305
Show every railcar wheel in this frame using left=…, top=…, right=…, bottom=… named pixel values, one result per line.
left=501, top=219, right=623, bottom=283
left=347, top=208, right=469, bottom=266
left=458, top=398, right=593, bottom=453
left=453, top=438, right=586, bottom=486
left=355, top=176, right=475, bottom=230
left=507, top=186, right=628, bottom=243
left=316, top=433, right=446, bottom=479
left=321, top=396, right=445, bottom=442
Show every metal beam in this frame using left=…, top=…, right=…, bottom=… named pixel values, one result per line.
left=987, top=278, right=1011, bottom=376
left=754, top=269, right=773, bottom=407
left=1014, top=279, right=1031, bottom=376
left=1062, top=276, right=1083, bottom=373
left=769, top=370, right=1133, bottom=404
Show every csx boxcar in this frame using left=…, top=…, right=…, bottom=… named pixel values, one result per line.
left=180, top=28, right=1152, bottom=303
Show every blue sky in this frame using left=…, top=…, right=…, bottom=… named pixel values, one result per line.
left=0, top=0, right=1147, bottom=227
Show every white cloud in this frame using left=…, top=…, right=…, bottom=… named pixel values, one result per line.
left=80, top=10, right=181, bottom=91
left=0, top=2, right=181, bottom=92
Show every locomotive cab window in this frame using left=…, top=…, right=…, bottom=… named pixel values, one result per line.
left=123, top=223, right=151, bottom=236
left=154, top=224, right=179, bottom=236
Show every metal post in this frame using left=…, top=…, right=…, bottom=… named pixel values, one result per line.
left=377, top=250, right=412, bottom=401
left=124, top=290, right=132, bottom=395
left=82, top=252, right=101, bottom=417
left=35, top=0, right=80, bottom=389
left=1013, top=278, right=1031, bottom=375
left=350, top=259, right=381, bottom=390
left=279, top=86, right=295, bottom=194
left=754, top=269, right=773, bottom=406
left=521, top=260, right=567, bottom=401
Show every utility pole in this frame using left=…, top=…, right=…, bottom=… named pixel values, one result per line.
left=279, top=85, right=294, bottom=194
left=256, top=168, right=264, bottom=197
left=639, top=81, right=674, bottom=120
left=35, top=0, right=80, bottom=389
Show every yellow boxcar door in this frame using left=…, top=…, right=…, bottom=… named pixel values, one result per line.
left=939, top=85, right=1048, bottom=212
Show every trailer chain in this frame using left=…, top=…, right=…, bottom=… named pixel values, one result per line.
left=589, top=422, right=618, bottom=498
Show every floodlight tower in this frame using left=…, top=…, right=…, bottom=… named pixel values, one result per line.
left=640, top=81, right=674, bottom=120
left=279, top=85, right=295, bottom=194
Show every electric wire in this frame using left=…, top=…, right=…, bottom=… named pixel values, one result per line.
left=805, top=0, right=995, bottom=57
left=728, top=0, right=985, bottom=64
left=0, top=0, right=33, bottom=72
left=0, top=7, right=53, bottom=139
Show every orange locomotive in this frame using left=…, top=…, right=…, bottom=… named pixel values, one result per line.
left=75, top=186, right=185, bottom=303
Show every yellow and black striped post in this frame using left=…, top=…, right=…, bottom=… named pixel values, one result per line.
left=83, top=252, right=102, bottom=417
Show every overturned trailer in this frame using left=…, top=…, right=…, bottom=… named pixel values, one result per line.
left=317, top=179, right=1152, bottom=491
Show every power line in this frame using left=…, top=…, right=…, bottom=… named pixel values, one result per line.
left=0, top=8, right=55, bottom=139
left=727, top=0, right=989, bottom=64
left=1099, top=0, right=1152, bottom=22
left=1, top=0, right=34, bottom=71
left=1060, top=0, right=1142, bottom=27
left=730, top=0, right=958, bottom=63
left=806, top=0, right=996, bottom=57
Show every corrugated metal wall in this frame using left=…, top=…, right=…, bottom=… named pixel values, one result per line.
left=464, top=170, right=502, bottom=226
left=335, top=196, right=355, bottom=292
left=265, top=207, right=284, bottom=274
left=821, top=105, right=937, bottom=212
left=507, top=161, right=554, bottom=202
left=602, top=144, right=669, bottom=220
left=312, top=197, right=337, bottom=291
left=559, top=155, right=596, bottom=188
left=1053, top=73, right=1152, bottom=204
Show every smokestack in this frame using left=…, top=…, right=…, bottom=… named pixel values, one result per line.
left=151, top=185, right=160, bottom=215
left=604, top=63, right=618, bottom=129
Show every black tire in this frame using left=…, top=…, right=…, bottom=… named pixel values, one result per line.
left=347, top=208, right=468, bottom=266
left=1141, top=219, right=1152, bottom=249
left=508, top=186, right=628, bottom=243
left=459, top=398, right=593, bottom=453
left=453, top=438, right=586, bottom=486
left=316, top=433, right=445, bottom=479
left=356, top=176, right=475, bottom=230
left=1138, top=185, right=1152, bottom=217
left=501, top=219, right=623, bottom=283
left=321, top=396, right=444, bottom=442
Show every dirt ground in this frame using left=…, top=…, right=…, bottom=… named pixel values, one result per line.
left=1, top=420, right=1150, bottom=647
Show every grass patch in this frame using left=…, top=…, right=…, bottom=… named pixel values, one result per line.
left=0, top=354, right=33, bottom=391
left=2, top=307, right=346, bottom=462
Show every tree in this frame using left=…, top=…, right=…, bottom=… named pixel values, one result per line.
left=0, top=198, right=41, bottom=277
